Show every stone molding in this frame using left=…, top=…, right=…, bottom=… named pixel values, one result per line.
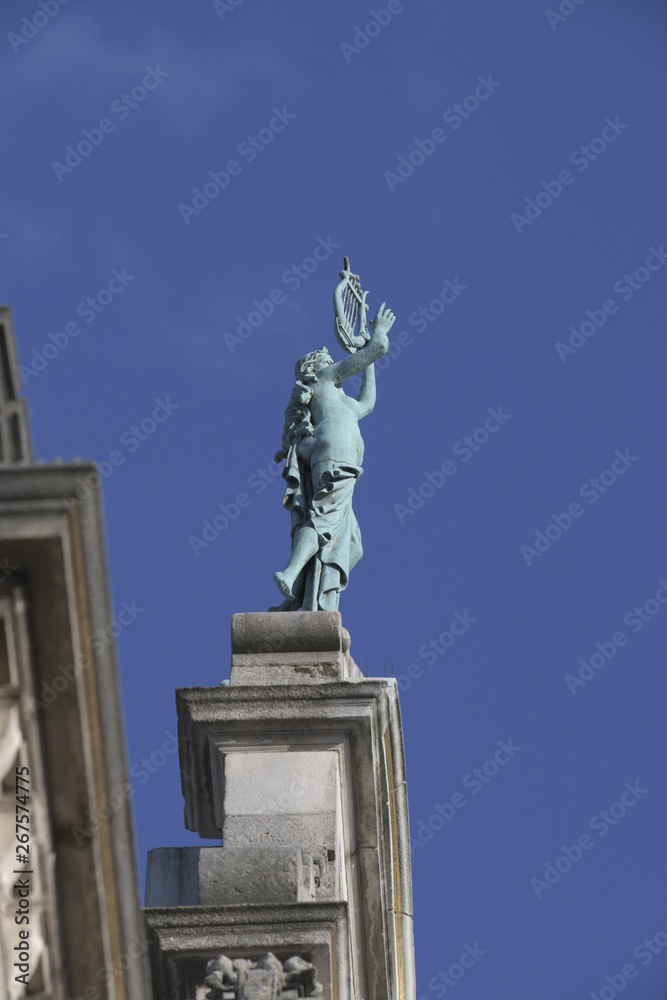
left=144, top=903, right=347, bottom=1000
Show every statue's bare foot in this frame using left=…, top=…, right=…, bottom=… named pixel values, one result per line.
left=274, top=571, right=293, bottom=598
left=268, top=596, right=301, bottom=613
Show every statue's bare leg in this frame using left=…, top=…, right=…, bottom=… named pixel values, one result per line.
left=274, top=525, right=319, bottom=597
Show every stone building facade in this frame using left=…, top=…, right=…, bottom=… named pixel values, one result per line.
left=0, top=307, right=150, bottom=1000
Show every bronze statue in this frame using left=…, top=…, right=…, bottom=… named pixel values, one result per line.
left=271, top=258, right=395, bottom=611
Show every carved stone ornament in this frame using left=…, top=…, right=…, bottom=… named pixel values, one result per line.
left=204, top=952, right=323, bottom=999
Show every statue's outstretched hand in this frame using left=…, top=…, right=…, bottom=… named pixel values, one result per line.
left=370, top=302, right=396, bottom=339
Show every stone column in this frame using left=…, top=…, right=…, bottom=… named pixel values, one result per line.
left=144, top=612, right=416, bottom=1000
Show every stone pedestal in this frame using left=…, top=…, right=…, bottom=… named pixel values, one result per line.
left=144, top=612, right=416, bottom=1000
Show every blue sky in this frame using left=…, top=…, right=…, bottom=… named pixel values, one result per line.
left=3, top=0, right=667, bottom=996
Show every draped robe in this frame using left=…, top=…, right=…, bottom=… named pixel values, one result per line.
left=281, top=440, right=363, bottom=611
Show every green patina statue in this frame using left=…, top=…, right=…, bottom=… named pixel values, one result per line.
left=271, top=258, right=395, bottom=612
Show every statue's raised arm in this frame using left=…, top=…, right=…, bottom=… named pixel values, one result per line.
left=322, top=302, right=395, bottom=386
left=270, top=258, right=395, bottom=613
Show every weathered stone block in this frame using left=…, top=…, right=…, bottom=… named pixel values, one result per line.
left=229, top=611, right=362, bottom=685
left=145, top=847, right=316, bottom=906
left=199, top=847, right=313, bottom=905
left=232, top=611, right=343, bottom=654
left=223, top=749, right=338, bottom=816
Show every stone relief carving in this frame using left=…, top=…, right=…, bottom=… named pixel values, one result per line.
left=204, top=951, right=323, bottom=998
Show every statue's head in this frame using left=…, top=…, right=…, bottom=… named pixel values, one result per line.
left=295, top=347, right=332, bottom=380
left=276, top=348, right=331, bottom=462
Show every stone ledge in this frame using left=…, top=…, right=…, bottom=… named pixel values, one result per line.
left=232, top=611, right=347, bottom=654
left=176, top=679, right=399, bottom=841
left=229, top=612, right=361, bottom=685
left=145, top=846, right=316, bottom=907
left=230, top=652, right=344, bottom=686
left=144, top=902, right=349, bottom=1000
